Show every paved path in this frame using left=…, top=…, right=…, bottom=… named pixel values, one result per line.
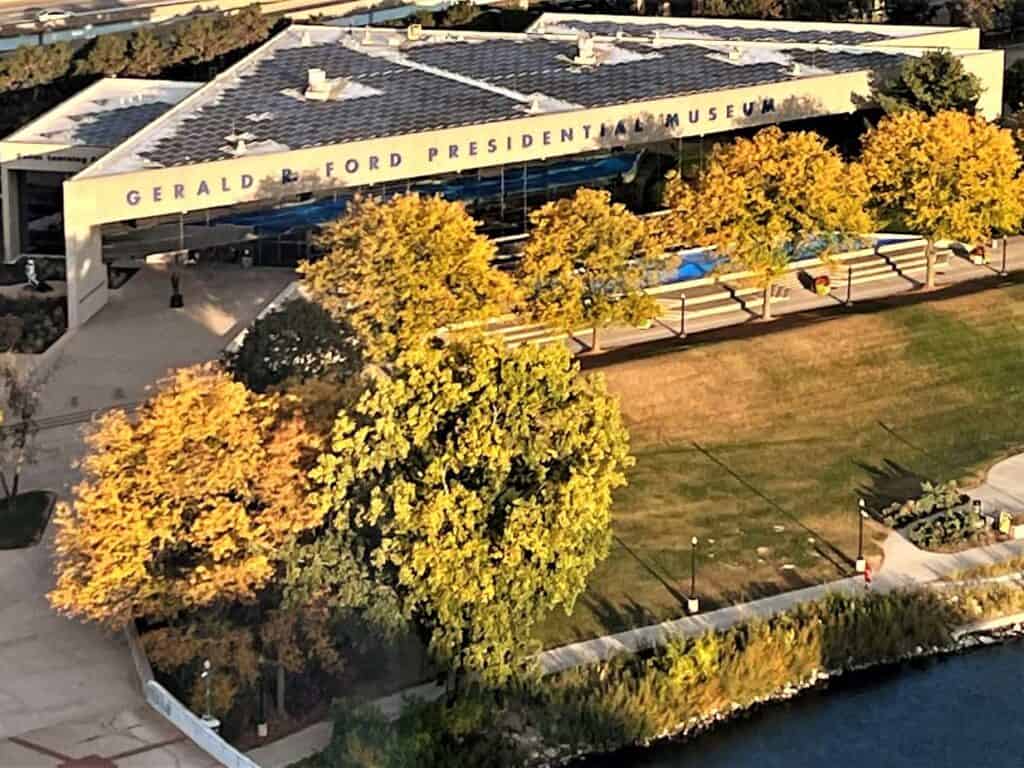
left=252, top=449, right=1024, bottom=767
left=2, top=263, right=293, bottom=766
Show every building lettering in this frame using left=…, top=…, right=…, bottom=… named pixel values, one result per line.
left=123, top=98, right=777, bottom=208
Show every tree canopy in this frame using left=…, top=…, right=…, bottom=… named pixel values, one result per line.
left=874, top=50, right=983, bottom=116
left=517, top=188, right=667, bottom=350
left=307, top=339, right=633, bottom=683
left=304, top=194, right=516, bottom=361
left=50, top=364, right=326, bottom=628
left=663, top=126, right=872, bottom=319
left=225, top=297, right=361, bottom=394
left=861, top=110, right=1024, bottom=287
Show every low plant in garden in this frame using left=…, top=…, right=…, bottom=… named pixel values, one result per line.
left=876, top=480, right=984, bottom=549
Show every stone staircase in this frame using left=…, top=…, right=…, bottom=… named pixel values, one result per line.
left=828, top=243, right=949, bottom=289
left=657, top=281, right=791, bottom=325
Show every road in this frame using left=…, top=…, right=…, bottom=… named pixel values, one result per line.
left=0, top=0, right=155, bottom=26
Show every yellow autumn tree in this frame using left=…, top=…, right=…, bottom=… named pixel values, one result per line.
left=303, top=194, right=517, bottom=362
left=308, top=338, right=633, bottom=685
left=664, top=127, right=873, bottom=319
left=862, top=110, right=1024, bottom=289
left=49, top=363, right=326, bottom=628
left=517, top=187, right=669, bottom=352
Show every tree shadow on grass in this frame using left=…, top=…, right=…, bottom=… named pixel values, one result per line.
left=854, top=459, right=928, bottom=514
left=579, top=593, right=661, bottom=638
left=692, top=442, right=853, bottom=575
left=613, top=534, right=690, bottom=608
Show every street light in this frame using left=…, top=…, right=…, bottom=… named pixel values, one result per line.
left=687, top=536, right=700, bottom=615
left=856, top=498, right=868, bottom=574
left=200, top=659, right=221, bottom=733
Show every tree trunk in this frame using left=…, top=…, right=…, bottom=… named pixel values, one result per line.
left=924, top=240, right=936, bottom=290
left=590, top=326, right=600, bottom=354
left=275, top=662, right=286, bottom=716
left=761, top=280, right=773, bottom=321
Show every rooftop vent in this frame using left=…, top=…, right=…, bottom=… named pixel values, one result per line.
left=728, top=47, right=741, bottom=62
left=527, top=94, right=544, bottom=114
left=299, top=29, right=312, bottom=47
left=791, top=62, right=803, bottom=76
left=305, top=68, right=348, bottom=101
left=406, top=23, right=423, bottom=41
left=573, top=34, right=597, bottom=66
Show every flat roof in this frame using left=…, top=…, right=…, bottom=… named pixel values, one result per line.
left=4, top=78, right=200, bottom=150
left=76, top=17, right=979, bottom=179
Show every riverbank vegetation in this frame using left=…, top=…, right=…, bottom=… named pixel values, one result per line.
left=310, top=585, right=1024, bottom=768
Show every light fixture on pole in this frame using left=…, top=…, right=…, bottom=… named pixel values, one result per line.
left=856, top=498, right=867, bottom=574
left=200, top=659, right=221, bottom=733
left=687, top=536, right=700, bottom=615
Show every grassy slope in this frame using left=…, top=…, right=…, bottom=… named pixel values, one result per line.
left=539, top=282, right=1024, bottom=645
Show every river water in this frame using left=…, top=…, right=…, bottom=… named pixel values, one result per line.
left=584, top=640, right=1024, bottom=768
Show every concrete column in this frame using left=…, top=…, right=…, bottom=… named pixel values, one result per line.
left=1, top=164, right=22, bottom=261
left=62, top=192, right=107, bottom=328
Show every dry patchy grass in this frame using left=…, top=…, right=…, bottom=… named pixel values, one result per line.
left=539, top=283, right=1024, bottom=645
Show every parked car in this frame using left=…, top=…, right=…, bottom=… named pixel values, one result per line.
left=36, top=8, right=73, bottom=24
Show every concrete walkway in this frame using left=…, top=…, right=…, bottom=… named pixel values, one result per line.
left=252, top=449, right=1024, bottom=768
left=2, top=263, right=294, bottom=767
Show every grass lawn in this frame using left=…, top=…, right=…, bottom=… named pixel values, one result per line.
left=0, top=490, right=56, bottom=549
left=538, top=281, right=1024, bottom=645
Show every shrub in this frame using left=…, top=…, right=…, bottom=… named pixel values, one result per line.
left=225, top=298, right=361, bottom=393
left=0, top=297, right=65, bottom=353
left=520, top=591, right=954, bottom=753
left=316, top=694, right=522, bottom=768
left=878, top=480, right=967, bottom=528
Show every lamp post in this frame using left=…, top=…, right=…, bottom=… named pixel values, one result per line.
left=687, top=536, right=700, bottom=615
left=200, top=659, right=221, bottom=733
left=856, top=498, right=867, bottom=574
left=256, top=654, right=268, bottom=739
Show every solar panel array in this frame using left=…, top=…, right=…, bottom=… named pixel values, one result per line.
left=129, top=26, right=907, bottom=169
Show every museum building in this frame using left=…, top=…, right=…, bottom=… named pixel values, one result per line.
left=0, top=12, right=1003, bottom=327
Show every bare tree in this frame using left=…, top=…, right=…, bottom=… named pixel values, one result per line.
left=0, top=358, right=47, bottom=513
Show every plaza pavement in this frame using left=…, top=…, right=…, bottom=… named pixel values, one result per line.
left=1, top=262, right=294, bottom=767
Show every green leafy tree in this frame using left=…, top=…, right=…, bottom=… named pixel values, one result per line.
left=874, top=50, right=983, bottom=116
left=517, top=188, right=667, bottom=353
left=230, top=5, right=272, bottom=47
left=75, top=34, right=129, bottom=77
left=0, top=43, right=72, bottom=93
left=947, top=0, right=1009, bottom=30
left=784, top=0, right=867, bottom=20
left=663, top=126, right=873, bottom=320
left=304, top=194, right=516, bottom=362
left=225, top=298, right=362, bottom=394
left=123, top=28, right=169, bottom=77
left=862, top=110, right=1024, bottom=289
left=702, top=0, right=783, bottom=17
left=1005, top=59, right=1024, bottom=111
left=307, top=339, right=633, bottom=685
left=884, top=0, right=937, bottom=23
left=174, top=15, right=233, bottom=65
